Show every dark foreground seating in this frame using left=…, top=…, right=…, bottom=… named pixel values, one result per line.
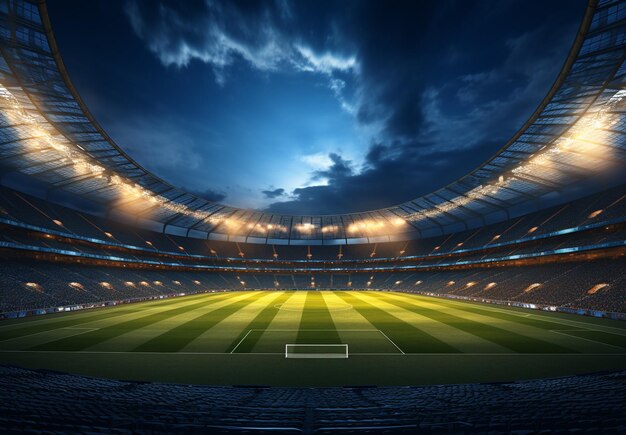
left=1, top=365, right=625, bottom=433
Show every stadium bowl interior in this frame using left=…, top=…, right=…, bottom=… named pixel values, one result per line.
left=1, top=0, right=626, bottom=432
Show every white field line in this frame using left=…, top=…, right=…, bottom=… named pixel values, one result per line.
left=377, top=329, right=405, bottom=355
left=230, top=329, right=255, bottom=354
left=549, top=330, right=626, bottom=350
left=61, top=327, right=99, bottom=331
left=285, top=344, right=348, bottom=359
left=230, top=329, right=384, bottom=354
left=0, top=294, right=229, bottom=330
left=0, top=327, right=100, bottom=343
left=274, top=303, right=354, bottom=312
left=0, top=313, right=120, bottom=329
left=550, top=329, right=603, bottom=332
left=285, top=344, right=347, bottom=351
left=0, top=349, right=281, bottom=355
left=0, top=349, right=625, bottom=356
left=422, top=296, right=626, bottom=334
left=248, top=329, right=378, bottom=332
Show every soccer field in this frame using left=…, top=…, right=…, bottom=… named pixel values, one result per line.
left=1, top=290, right=626, bottom=386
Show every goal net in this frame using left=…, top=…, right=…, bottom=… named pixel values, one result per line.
left=285, top=344, right=349, bottom=359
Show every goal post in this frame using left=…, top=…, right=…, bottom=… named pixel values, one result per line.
left=285, top=344, right=349, bottom=359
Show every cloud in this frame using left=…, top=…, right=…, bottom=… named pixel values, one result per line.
left=311, top=153, right=353, bottom=182
left=124, top=0, right=292, bottom=75
left=261, top=187, right=285, bottom=198
left=266, top=141, right=500, bottom=215
left=123, top=0, right=586, bottom=214
left=124, top=0, right=358, bottom=109
left=294, top=45, right=357, bottom=74
left=299, top=153, right=333, bottom=170
left=264, top=0, right=584, bottom=214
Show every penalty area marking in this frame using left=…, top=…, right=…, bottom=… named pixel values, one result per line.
left=230, top=329, right=255, bottom=354
left=377, top=329, right=405, bottom=355
left=230, top=328, right=405, bottom=355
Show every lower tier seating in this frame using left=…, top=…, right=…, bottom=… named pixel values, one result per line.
left=1, top=258, right=625, bottom=314
left=0, top=365, right=625, bottom=433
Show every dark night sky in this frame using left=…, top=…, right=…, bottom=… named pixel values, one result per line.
left=47, top=0, right=587, bottom=214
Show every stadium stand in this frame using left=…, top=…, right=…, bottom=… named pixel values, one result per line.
left=0, top=365, right=625, bottom=433
left=0, top=178, right=622, bottom=317
left=0, top=0, right=626, bottom=432
left=1, top=257, right=625, bottom=316
left=0, top=184, right=625, bottom=262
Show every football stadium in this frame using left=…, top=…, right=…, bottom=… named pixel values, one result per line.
left=1, top=0, right=626, bottom=432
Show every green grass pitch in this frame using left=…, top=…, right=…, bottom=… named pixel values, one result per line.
left=1, top=290, right=626, bottom=386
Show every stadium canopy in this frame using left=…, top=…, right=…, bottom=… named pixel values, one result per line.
left=0, top=0, right=625, bottom=245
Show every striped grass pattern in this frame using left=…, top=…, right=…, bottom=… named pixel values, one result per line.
left=1, top=291, right=625, bottom=385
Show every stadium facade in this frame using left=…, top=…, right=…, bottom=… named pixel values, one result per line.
left=1, top=0, right=626, bottom=432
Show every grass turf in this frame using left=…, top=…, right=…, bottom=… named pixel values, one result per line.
left=1, top=290, right=625, bottom=386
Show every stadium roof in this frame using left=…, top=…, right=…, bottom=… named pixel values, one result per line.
left=0, top=0, right=625, bottom=245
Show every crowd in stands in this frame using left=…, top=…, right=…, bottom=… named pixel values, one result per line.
left=1, top=257, right=625, bottom=315
left=1, top=183, right=625, bottom=316
left=1, top=365, right=625, bottom=432
left=399, top=260, right=626, bottom=314
left=0, top=260, right=229, bottom=313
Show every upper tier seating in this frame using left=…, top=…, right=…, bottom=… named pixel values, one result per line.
left=1, top=183, right=624, bottom=261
